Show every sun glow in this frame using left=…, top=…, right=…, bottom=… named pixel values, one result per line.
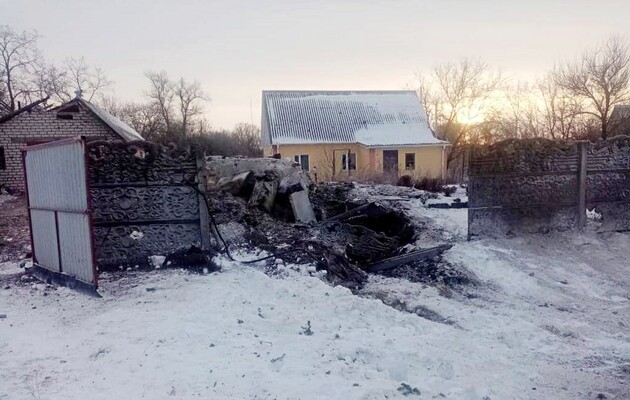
left=456, top=109, right=485, bottom=125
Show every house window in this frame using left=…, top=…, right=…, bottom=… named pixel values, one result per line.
left=294, top=154, right=310, bottom=171
left=405, top=153, right=415, bottom=170
left=0, top=147, right=5, bottom=170
left=341, top=153, right=357, bottom=171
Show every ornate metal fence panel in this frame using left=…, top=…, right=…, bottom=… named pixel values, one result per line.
left=87, top=140, right=210, bottom=267
left=468, top=136, right=630, bottom=238
left=23, top=137, right=98, bottom=289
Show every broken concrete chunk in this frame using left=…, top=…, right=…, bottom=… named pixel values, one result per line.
left=218, top=171, right=256, bottom=197
left=289, top=190, right=316, bottom=224
left=269, top=171, right=312, bottom=222
left=207, top=156, right=309, bottom=183
left=278, top=172, right=310, bottom=195
left=248, top=178, right=278, bottom=213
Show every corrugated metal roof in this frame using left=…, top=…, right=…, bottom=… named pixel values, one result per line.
left=262, top=90, right=447, bottom=147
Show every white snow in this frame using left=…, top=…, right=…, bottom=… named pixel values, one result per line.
left=587, top=208, right=603, bottom=221
left=1, top=187, right=628, bottom=399
left=355, top=123, right=446, bottom=147
left=129, top=230, right=144, bottom=240
left=350, top=184, right=469, bottom=241
left=149, top=255, right=166, bottom=269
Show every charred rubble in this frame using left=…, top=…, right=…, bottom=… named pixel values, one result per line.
left=205, top=157, right=462, bottom=289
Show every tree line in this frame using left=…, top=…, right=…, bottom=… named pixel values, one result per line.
left=100, top=71, right=262, bottom=157
left=0, top=25, right=262, bottom=157
left=411, top=35, right=630, bottom=150
left=2, top=24, right=630, bottom=157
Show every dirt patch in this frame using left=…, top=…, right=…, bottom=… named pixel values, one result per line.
left=0, top=196, right=31, bottom=265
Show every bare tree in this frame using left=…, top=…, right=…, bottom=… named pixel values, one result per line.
left=145, top=71, right=175, bottom=133
left=175, top=78, right=206, bottom=136
left=35, top=58, right=112, bottom=103
left=194, top=117, right=212, bottom=135
left=554, top=35, right=630, bottom=139
left=31, top=64, right=64, bottom=101
left=143, top=72, right=209, bottom=137
left=499, top=81, right=548, bottom=139
left=60, top=57, right=112, bottom=101
left=413, top=59, right=503, bottom=146
left=0, top=26, right=42, bottom=112
left=412, top=58, right=503, bottom=169
left=0, top=25, right=113, bottom=113
left=101, top=97, right=165, bottom=140
left=232, top=122, right=262, bottom=156
left=409, top=75, right=443, bottom=136
left=536, top=73, right=588, bottom=140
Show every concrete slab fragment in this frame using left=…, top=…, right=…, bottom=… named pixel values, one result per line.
left=289, top=190, right=316, bottom=224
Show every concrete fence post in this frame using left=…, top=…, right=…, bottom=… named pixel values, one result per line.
left=196, top=149, right=212, bottom=250
left=577, top=141, right=588, bottom=228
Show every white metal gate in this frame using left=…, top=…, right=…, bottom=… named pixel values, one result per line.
left=24, top=137, right=97, bottom=289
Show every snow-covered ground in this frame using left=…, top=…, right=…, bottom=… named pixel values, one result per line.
left=1, top=189, right=629, bottom=399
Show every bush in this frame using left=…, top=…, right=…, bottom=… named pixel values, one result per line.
left=340, top=170, right=399, bottom=184
left=413, top=177, right=443, bottom=193
left=396, top=175, right=414, bottom=187
left=154, top=126, right=263, bottom=158
left=396, top=176, right=456, bottom=196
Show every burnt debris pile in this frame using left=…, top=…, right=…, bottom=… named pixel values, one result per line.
left=206, top=157, right=455, bottom=288
left=318, top=202, right=415, bottom=265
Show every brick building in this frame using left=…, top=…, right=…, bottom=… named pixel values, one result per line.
left=0, top=97, right=143, bottom=193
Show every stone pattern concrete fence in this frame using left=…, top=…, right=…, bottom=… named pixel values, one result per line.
left=86, top=140, right=210, bottom=267
left=468, top=136, right=630, bottom=238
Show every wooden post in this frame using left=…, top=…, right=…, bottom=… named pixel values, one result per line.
left=577, top=141, right=587, bottom=229
left=196, top=149, right=212, bottom=250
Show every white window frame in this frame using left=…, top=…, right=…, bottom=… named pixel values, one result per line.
left=341, top=152, right=357, bottom=171
left=294, top=154, right=310, bottom=171
left=404, top=152, right=416, bottom=171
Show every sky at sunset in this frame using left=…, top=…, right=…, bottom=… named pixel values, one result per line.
left=3, top=0, right=630, bottom=129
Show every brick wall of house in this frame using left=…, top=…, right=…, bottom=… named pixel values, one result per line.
left=0, top=107, right=120, bottom=193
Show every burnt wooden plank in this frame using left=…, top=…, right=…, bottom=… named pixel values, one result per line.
left=366, top=244, right=453, bottom=273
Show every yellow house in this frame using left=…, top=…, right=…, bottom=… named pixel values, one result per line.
left=261, top=90, right=450, bottom=181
